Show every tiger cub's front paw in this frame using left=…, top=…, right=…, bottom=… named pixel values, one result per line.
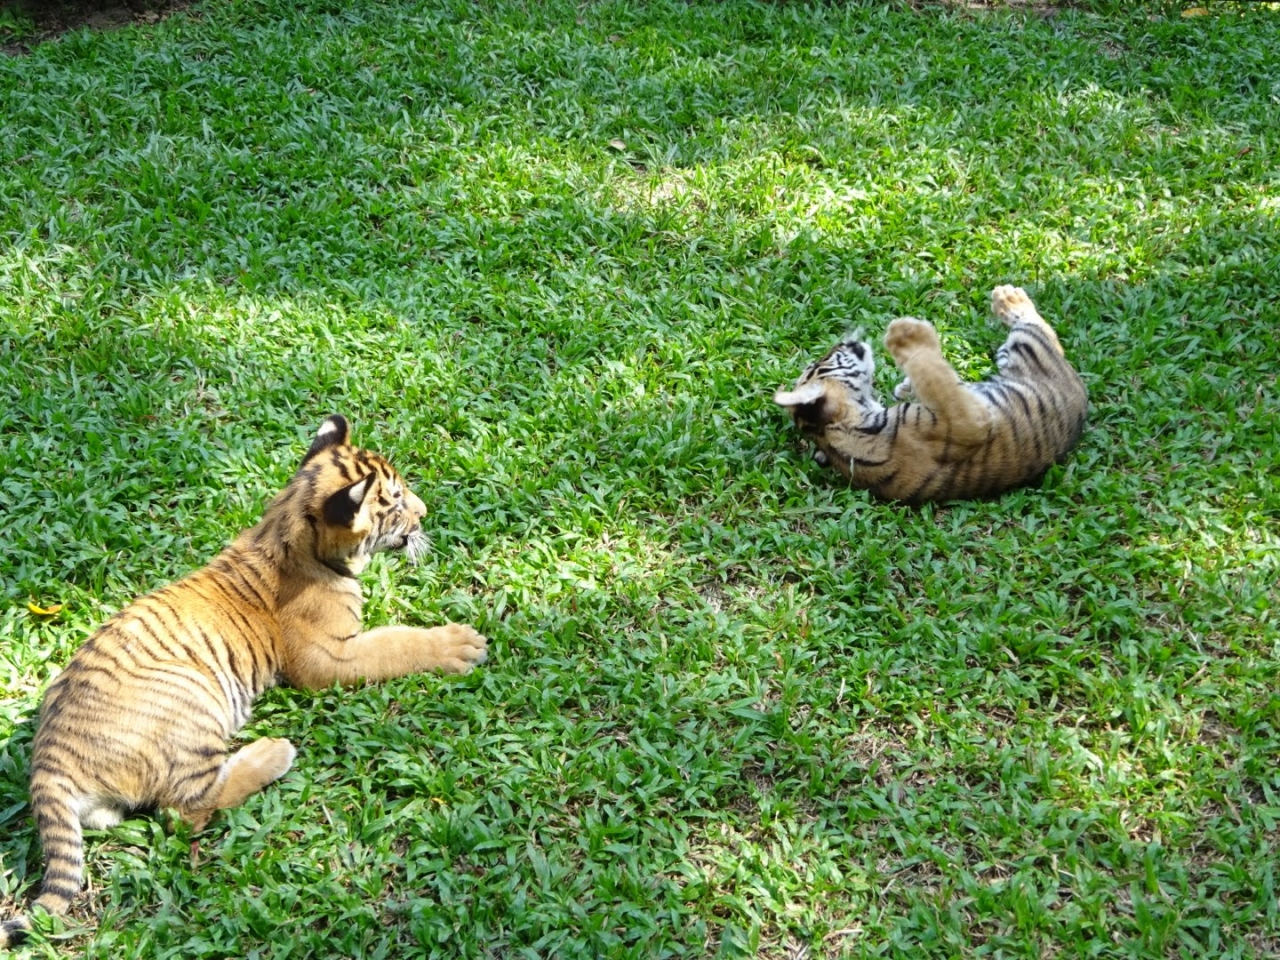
left=892, top=376, right=915, bottom=401
left=432, top=624, right=489, bottom=674
left=883, top=318, right=940, bottom=364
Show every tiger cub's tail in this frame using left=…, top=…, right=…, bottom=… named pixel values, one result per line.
left=0, top=783, right=84, bottom=947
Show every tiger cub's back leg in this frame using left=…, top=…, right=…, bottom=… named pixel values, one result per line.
left=174, top=738, right=297, bottom=831
left=991, top=285, right=1067, bottom=370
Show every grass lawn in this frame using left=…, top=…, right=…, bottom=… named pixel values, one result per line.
left=1, top=0, right=1278, bottom=956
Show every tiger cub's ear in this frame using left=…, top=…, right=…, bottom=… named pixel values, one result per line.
left=323, top=474, right=374, bottom=529
left=773, top=381, right=826, bottom=409
left=302, top=415, right=351, bottom=466
left=775, top=380, right=836, bottom=430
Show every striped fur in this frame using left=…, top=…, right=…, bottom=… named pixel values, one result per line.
left=775, top=286, right=1087, bottom=503
left=0, top=416, right=487, bottom=947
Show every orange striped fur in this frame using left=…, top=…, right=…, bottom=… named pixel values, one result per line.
left=1, top=416, right=487, bottom=946
left=775, top=286, right=1087, bottom=503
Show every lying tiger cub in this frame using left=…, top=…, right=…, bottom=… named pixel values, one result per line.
left=775, top=285, right=1087, bottom=503
left=1, top=416, right=487, bottom=947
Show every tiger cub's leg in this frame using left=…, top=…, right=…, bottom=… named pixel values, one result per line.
left=177, top=738, right=297, bottom=831
left=991, top=285, right=1067, bottom=362
left=286, top=624, right=489, bottom=691
left=883, top=318, right=991, bottom=447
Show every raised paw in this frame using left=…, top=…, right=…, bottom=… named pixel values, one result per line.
left=883, top=318, right=940, bottom=364
left=990, top=285, right=1042, bottom=327
left=432, top=623, right=489, bottom=674
left=892, top=376, right=915, bottom=401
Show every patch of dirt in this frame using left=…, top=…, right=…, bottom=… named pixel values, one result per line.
left=922, top=0, right=1067, bottom=14
left=1, top=0, right=195, bottom=55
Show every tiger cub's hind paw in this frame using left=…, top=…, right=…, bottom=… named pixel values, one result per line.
left=990, top=285, right=1043, bottom=328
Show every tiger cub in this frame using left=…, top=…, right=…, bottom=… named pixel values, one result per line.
left=775, top=285, right=1087, bottom=503
left=0, top=415, right=488, bottom=947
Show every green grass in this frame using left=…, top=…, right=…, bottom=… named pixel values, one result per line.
left=1, top=0, right=1278, bottom=956
left=0, top=8, right=35, bottom=45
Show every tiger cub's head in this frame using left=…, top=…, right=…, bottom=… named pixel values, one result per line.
left=774, top=334, right=877, bottom=464
left=277, top=415, right=428, bottom=577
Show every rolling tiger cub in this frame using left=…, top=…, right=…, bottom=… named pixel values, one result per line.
left=775, top=285, right=1088, bottom=503
left=0, top=415, right=488, bottom=947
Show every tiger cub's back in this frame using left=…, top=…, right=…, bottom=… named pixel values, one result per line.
left=946, top=293, right=1087, bottom=496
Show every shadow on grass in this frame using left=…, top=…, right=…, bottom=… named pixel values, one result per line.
left=2, top=1, right=1279, bottom=953
left=1, top=0, right=1275, bottom=306
left=0, top=0, right=196, bottom=54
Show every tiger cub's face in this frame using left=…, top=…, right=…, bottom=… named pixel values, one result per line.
left=290, top=416, right=429, bottom=576
left=773, top=334, right=878, bottom=450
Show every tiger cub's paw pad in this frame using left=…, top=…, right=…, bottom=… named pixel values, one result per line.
left=990, top=285, right=1038, bottom=327
left=436, top=624, right=489, bottom=674
left=883, top=318, right=939, bottom=362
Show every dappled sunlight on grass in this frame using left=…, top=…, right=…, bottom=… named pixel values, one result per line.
left=2, top=0, right=1280, bottom=956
